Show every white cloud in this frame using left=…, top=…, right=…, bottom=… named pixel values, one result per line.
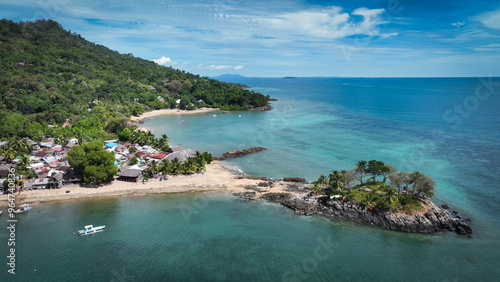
left=452, top=21, right=466, bottom=28
left=153, top=56, right=175, bottom=66
left=197, top=63, right=244, bottom=70
left=258, top=6, right=395, bottom=39
left=473, top=43, right=500, bottom=52
left=475, top=8, right=500, bottom=30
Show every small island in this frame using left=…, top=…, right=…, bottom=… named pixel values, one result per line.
left=238, top=160, right=472, bottom=235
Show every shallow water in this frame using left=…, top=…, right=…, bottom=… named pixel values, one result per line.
left=2, top=77, right=499, bottom=281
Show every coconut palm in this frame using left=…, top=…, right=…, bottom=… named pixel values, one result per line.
left=170, top=157, right=182, bottom=174
left=2, top=148, right=17, bottom=160
left=328, top=170, right=348, bottom=191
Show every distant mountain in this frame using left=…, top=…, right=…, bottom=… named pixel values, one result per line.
left=214, top=74, right=246, bottom=79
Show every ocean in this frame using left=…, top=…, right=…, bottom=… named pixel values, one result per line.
left=2, top=77, right=499, bottom=281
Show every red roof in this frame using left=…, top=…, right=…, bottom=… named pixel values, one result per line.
left=53, top=147, right=63, bottom=152
left=136, top=152, right=147, bottom=156
left=36, top=167, right=50, bottom=174
left=34, top=151, right=48, bottom=157
left=58, top=166, right=70, bottom=171
left=124, top=143, right=132, bottom=146
left=49, top=161, right=59, bottom=168
left=152, top=153, right=167, bottom=159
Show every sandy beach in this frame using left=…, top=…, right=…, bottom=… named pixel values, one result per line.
left=0, top=162, right=289, bottom=206
left=130, top=108, right=220, bottom=122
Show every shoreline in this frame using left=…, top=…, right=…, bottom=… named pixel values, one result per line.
left=0, top=162, right=287, bottom=206
left=130, top=108, right=220, bottom=123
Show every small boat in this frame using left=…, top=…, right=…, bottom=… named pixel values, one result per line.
left=78, top=225, right=106, bottom=236
left=0, top=210, right=3, bottom=216
left=222, top=111, right=230, bottom=114
left=213, top=114, right=216, bottom=117
left=180, top=120, right=188, bottom=123
left=14, top=204, right=32, bottom=214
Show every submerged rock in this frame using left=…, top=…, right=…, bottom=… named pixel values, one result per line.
left=214, top=147, right=266, bottom=160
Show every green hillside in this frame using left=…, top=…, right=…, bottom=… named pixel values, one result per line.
left=0, top=19, right=269, bottom=140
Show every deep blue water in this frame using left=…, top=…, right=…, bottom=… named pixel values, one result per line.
left=1, top=77, right=500, bottom=281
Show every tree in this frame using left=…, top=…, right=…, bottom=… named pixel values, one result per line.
left=382, top=164, right=395, bottom=184
left=67, top=141, right=118, bottom=184
left=355, top=160, right=367, bottom=185
left=328, top=170, right=348, bottom=191
left=366, top=160, right=389, bottom=183
left=410, top=171, right=436, bottom=199
left=129, top=157, right=138, bottom=165
left=311, top=183, right=322, bottom=195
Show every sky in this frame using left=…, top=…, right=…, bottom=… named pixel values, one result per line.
left=1, top=0, right=500, bottom=77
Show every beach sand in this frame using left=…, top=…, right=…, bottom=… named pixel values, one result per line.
left=132, top=108, right=220, bottom=132
left=130, top=108, right=220, bottom=122
left=0, top=162, right=290, bottom=206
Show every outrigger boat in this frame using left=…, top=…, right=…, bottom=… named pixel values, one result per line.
left=78, top=225, right=106, bottom=236
left=14, top=204, right=32, bottom=214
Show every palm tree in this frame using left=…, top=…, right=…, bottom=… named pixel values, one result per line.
left=149, top=160, right=158, bottom=174
left=183, top=157, right=197, bottom=174
left=171, top=157, right=182, bottom=174
left=18, top=155, right=32, bottom=172
left=311, top=183, right=322, bottom=195
left=363, top=193, right=376, bottom=208
left=2, top=148, right=17, bottom=160
left=315, top=175, right=328, bottom=185
left=328, top=170, right=348, bottom=191
left=385, top=189, right=400, bottom=212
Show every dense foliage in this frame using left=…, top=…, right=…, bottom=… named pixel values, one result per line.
left=67, top=141, right=118, bottom=183
left=313, top=160, right=436, bottom=213
left=0, top=19, right=269, bottom=140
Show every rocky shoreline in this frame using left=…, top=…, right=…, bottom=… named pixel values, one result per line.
left=235, top=183, right=473, bottom=235
left=214, top=147, right=267, bottom=160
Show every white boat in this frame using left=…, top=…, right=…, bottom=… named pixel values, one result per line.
left=78, top=225, right=106, bottom=236
left=14, top=204, right=32, bottom=214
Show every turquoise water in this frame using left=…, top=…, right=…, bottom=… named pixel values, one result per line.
left=1, top=194, right=497, bottom=281
left=2, top=77, right=500, bottom=280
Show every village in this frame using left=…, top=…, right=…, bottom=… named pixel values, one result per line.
left=0, top=136, right=202, bottom=193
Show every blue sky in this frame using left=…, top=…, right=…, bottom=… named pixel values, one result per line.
left=1, top=0, right=500, bottom=77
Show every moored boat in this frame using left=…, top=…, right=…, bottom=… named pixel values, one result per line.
left=14, top=204, right=32, bottom=214
left=78, top=225, right=106, bottom=236
left=180, top=120, right=188, bottom=123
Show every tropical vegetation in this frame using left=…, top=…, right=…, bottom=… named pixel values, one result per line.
left=0, top=19, right=270, bottom=142
left=313, top=160, right=436, bottom=213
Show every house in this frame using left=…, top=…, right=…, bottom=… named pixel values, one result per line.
left=0, top=164, right=13, bottom=177
left=62, top=119, right=71, bottom=128
left=40, top=140, right=55, bottom=148
left=34, top=151, right=48, bottom=158
left=25, top=138, right=39, bottom=150
left=118, top=168, right=142, bottom=182
left=53, top=145, right=63, bottom=155
left=166, top=149, right=195, bottom=162
left=65, top=141, right=76, bottom=148
left=50, top=173, right=64, bottom=188
left=105, top=142, right=118, bottom=151
left=32, top=178, right=50, bottom=189
left=169, top=145, right=184, bottom=153
left=152, top=153, right=168, bottom=159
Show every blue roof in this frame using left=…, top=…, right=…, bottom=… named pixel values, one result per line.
left=114, top=161, right=121, bottom=165
left=105, top=142, right=118, bottom=147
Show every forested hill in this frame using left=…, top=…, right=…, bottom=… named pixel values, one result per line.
left=0, top=19, right=269, bottom=139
